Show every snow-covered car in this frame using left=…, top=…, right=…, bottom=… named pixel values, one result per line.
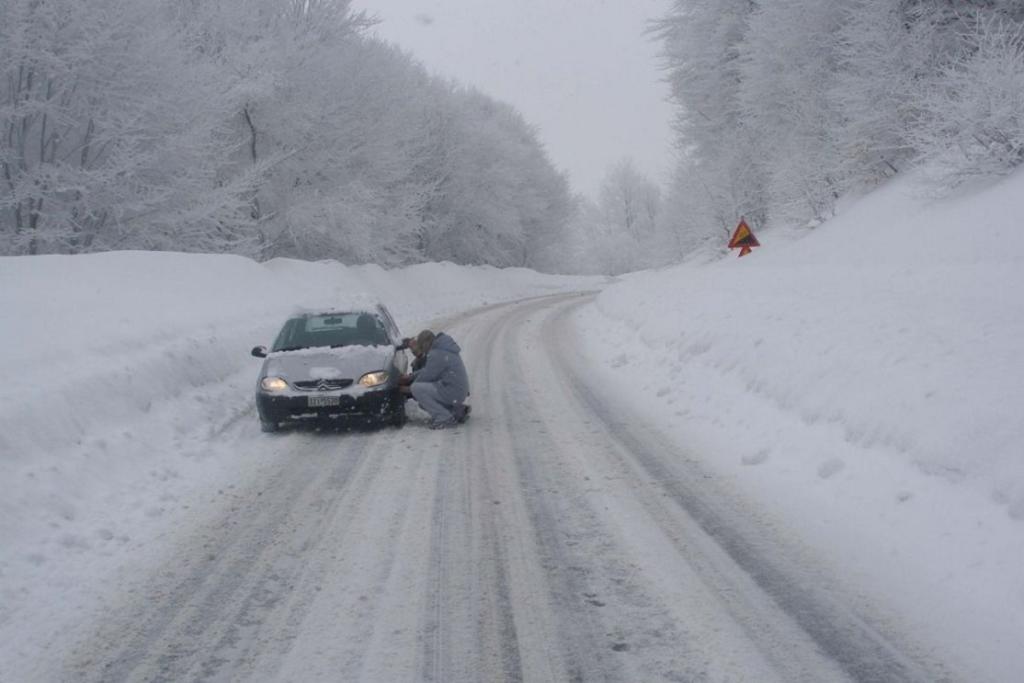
left=251, top=305, right=408, bottom=432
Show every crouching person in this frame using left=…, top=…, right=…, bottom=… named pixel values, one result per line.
left=404, top=329, right=470, bottom=429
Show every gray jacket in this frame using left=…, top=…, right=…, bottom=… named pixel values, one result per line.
left=411, top=333, right=470, bottom=404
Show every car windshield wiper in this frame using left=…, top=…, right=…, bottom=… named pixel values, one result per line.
left=274, top=346, right=306, bottom=353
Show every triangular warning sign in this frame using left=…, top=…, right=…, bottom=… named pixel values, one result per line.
left=728, top=219, right=760, bottom=256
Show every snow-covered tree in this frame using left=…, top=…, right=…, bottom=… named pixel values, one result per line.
left=598, top=158, right=661, bottom=239
left=1, top=0, right=573, bottom=268
left=542, top=159, right=674, bottom=275
left=652, top=0, right=768, bottom=250
left=738, top=1, right=847, bottom=225
left=830, top=0, right=922, bottom=184
left=417, top=87, right=572, bottom=268
left=0, top=0, right=258, bottom=254
left=910, top=14, right=1024, bottom=178
left=654, top=0, right=1024, bottom=260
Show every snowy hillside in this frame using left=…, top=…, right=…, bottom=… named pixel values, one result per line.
left=576, top=169, right=1024, bottom=681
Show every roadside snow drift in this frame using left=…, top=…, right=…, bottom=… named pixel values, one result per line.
left=576, top=169, right=1024, bottom=681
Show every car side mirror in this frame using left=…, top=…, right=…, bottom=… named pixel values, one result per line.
left=251, top=345, right=268, bottom=358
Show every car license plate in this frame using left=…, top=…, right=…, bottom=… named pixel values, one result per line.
left=308, top=395, right=340, bottom=408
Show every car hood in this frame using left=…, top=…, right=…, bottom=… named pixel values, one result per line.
left=264, top=345, right=393, bottom=382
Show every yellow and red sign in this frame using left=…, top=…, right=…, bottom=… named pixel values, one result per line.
left=728, top=218, right=760, bottom=257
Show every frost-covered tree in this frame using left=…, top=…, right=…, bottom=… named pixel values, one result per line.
left=418, top=87, right=572, bottom=268
left=543, top=159, right=672, bottom=275
left=654, top=0, right=1024, bottom=259
left=598, top=158, right=661, bottom=238
left=0, top=0, right=257, bottom=254
left=910, top=13, right=1024, bottom=177
left=1, top=0, right=573, bottom=268
left=738, top=1, right=847, bottom=225
left=652, top=0, right=767, bottom=250
left=829, top=0, right=923, bottom=184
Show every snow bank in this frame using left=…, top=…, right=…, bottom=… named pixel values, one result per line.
left=576, top=169, right=1024, bottom=681
left=0, top=252, right=598, bottom=667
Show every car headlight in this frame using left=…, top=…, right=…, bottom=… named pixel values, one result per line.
left=358, top=371, right=389, bottom=388
left=261, top=377, right=289, bottom=392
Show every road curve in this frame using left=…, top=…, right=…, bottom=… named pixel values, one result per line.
left=65, top=293, right=955, bottom=682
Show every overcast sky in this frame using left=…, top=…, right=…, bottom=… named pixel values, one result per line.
left=353, top=0, right=676, bottom=199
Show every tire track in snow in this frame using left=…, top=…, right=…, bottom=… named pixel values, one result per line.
left=70, top=428, right=381, bottom=682
left=541, top=296, right=951, bottom=683
left=484, top=296, right=631, bottom=682
left=63, top=292, right=958, bottom=683
left=418, top=301, right=526, bottom=682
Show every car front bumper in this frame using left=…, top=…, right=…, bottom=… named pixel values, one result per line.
left=256, top=388, right=400, bottom=425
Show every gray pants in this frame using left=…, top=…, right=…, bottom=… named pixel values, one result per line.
left=411, top=382, right=462, bottom=425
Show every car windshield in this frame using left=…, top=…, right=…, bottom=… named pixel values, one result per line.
left=271, top=312, right=389, bottom=352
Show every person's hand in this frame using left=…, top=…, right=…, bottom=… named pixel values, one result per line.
left=398, top=373, right=413, bottom=386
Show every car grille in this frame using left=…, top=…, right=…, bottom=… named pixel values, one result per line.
left=293, top=379, right=354, bottom=391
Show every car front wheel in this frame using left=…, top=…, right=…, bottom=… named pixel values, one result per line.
left=389, top=401, right=407, bottom=428
left=260, top=419, right=279, bottom=433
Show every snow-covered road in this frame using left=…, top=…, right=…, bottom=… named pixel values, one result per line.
left=36, top=294, right=954, bottom=683
left=54, top=293, right=957, bottom=682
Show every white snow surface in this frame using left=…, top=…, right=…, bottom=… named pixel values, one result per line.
left=0, top=254, right=601, bottom=678
left=1, top=169, right=1023, bottom=681
left=576, top=169, right=1024, bottom=681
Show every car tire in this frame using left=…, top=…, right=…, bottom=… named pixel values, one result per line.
left=260, top=419, right=279, bottom=433
left=390, top=402, right=407, bottom=428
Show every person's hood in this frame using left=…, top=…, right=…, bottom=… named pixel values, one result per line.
left=432, top=333, right=461, bottom=355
